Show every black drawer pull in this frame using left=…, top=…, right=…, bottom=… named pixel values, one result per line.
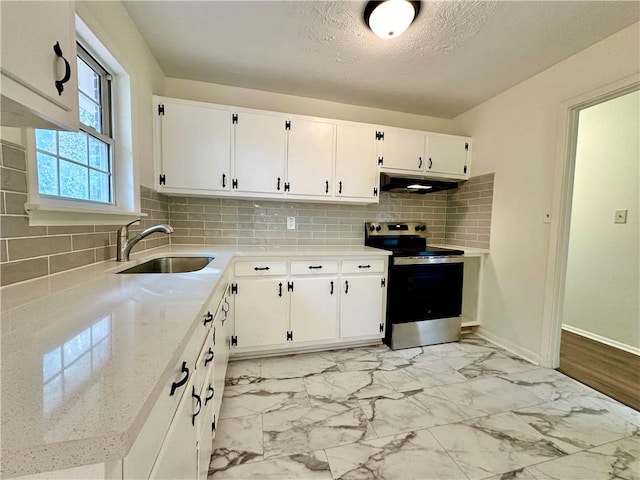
left=325, top=180, right=329, bottom=193
left=330, top=281, right=334, bottom=295
left=53, top=42, right=71, bottom=95
left=222, top=173, right=226, bottom=188
left=170, top=362, right=189, bottom=396
left=277, top=177, right=281, bottom=191
left=418, top=157, right=423, bottom=169
left=338, top=181, right=343, bottom=194
left=203, top=311, right=213, bottom=325
left=345, top=280, right=349, bottom=294
left=204, top=347, right=214, bottom=366
left=191, top=385, right=201, bottom=426
left=308, top=265, right=323, bottom=270
left=278, top=282, right=283, bottom=297
left=205, top=384, right=214, bottom=405
left=358, top=265, right=371, bottom=269
left=254, top=266, right=270, bottom=271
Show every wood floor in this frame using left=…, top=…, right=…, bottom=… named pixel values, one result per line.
left=558, top=329, right=640, bottom=411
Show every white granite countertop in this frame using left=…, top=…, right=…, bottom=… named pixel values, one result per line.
left=0, top=245, right=390, bottom=478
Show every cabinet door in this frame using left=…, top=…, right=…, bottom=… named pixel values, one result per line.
left=233, top=279, right=289, bottom=348
left=290, top=278, right=338, bottom=343
left=0, top=1, right=79, bottom=130
left=340, top=276, right=385, bottom=339
left=426, top=134, right=469, bottom=178
left=335, top=124, right=378, bottom=199
left=149, top=379, right=199, bottom=480
left=378, top=129, right=425, bottom=171
left=159, top=100, right=231, bottom=191
left=287, top=118, right=335, bottom=196
left=234, top=111, right=287, bottom=194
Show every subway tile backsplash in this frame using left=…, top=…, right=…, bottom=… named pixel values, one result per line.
left=167, top=192, right=449, bottom=247
left=0, top=137, right=493, bottom=286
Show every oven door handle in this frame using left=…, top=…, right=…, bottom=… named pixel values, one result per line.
left=393, top=256, right=465, bottom=265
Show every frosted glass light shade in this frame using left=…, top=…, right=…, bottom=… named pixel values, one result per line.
left=366, top=0, right=418, bottom=40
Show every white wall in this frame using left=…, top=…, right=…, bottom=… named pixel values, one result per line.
left=164, top=78, right=453, bottom=133
left=76, top=1, right=165, bottom=189
left=452, top=22, right=640, bottom=363
left=563, top=90, right=639, bottom=350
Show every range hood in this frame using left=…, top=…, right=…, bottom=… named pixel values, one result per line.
left=380, top=173, right=459, bottom=194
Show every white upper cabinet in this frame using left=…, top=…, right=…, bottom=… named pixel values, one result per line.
left=335, top=124, right=379, bottom=200
left=233, top=111, right=287, bottom=194
left=426, top=134, right=470, bottom=179
left=153, top=97, right=471, bottom=201
left=0, top=1, right=79, bottom=131
left=286, top=118, right=335, bottom=196
left=376, top=128, right=425, bottom=172
left=157, top=99, right=231, bottom=192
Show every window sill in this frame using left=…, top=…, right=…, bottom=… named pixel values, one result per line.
left=25, top=203, right=147, bottom=226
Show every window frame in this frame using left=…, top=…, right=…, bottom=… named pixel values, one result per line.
left=25, top=14, right=144, bottom=226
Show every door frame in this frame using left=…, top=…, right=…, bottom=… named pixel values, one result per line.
left=540, top=75, right=640, bottom=368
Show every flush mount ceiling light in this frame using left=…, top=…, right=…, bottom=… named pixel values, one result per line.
left=364, top=0, right=420, bottom=40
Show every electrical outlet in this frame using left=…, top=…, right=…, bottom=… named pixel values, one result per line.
left=614, top=209, right=628, bottom=224
left=287, top=217, right=296, bottom=229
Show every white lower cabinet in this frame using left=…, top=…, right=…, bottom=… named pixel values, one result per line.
left=231, top=256, right=387, bottom=353
left=340, top=275, right=385, bottom=339
left=290, top=277, right=338, bottom=343
left=125, top=280, right=232, bottom=480
left=233, top=277, right=289, bottom=348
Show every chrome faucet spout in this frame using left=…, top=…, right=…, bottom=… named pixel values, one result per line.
left=116, top=221, right=174, bottom=262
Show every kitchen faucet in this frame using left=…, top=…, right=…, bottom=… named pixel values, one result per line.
left=116, top=220, right=174, bottom=262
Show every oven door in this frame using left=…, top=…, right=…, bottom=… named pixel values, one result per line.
left=388, top=257, right=464, bottom=324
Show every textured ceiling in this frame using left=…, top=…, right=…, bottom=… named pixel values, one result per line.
left=122, top=1, right=640, bottom=118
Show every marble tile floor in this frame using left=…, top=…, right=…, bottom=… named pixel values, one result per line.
left=208, top=335, right=640, bottom=480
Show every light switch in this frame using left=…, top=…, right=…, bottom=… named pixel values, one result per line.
left=614, top=209, right=628, bottom=224
left=287, top=217, right=296, bottom=229
left=543, top=211, right=551, bottom=224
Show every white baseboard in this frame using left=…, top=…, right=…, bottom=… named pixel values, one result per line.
left=476, top=327, right=542, bottom=366
left=561, top=324, right=640, bottom=356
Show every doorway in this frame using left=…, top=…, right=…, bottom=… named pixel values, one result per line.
left=556, top=88, right=639, bottom=410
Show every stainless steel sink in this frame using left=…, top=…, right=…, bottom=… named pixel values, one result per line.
left=117, top=256, right=215, bottom=274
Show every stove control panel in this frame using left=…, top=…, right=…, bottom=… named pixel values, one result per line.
left=365, top=222, right=428, bottom=237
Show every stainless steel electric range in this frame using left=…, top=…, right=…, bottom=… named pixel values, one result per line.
left=365, top=222, right=465, bottom=350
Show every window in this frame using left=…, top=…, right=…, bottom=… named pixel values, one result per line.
left=35, top=44, right=113, bottom=204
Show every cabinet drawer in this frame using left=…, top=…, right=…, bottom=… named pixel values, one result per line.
left=235, top=260, right=287, bottom=276
left=291, top=260, right=338, bottom=275
left=341, top=259, right=386, bottom=274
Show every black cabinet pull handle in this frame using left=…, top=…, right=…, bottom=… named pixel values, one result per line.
left=222, top=173, right=226, bottom=188
left=277, top=177, right=281, bottom=191
left=325, top=180, right=329, bottom=193
left=191, top=385, right=202, bottom=426
left=203, top=311, right=213, bottom=325
left=338, top=181, right=343, bottom=194
left=254, top=266, right=270, bottom=271
left=358, top=265, right=371, bottom=269
left=345, top=280, right=349, bottom=294
left=170, top=362, right=189, bottom=396
left=308, top=265, right=323, bottom=270
left=205, top=384, right=214, bottom=405
left=204, top=347, right=214, bottom=366
left=212, top=327, right=216, bottom=345
left=330, top=281, right=334, bottom=295
left=278, top=282, right=283, bottom=297
left=418, top=157, right=422, bottom=169
left=53, top=42, right=71, bottom=96
left=428, top=157, right=433, bottom=169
